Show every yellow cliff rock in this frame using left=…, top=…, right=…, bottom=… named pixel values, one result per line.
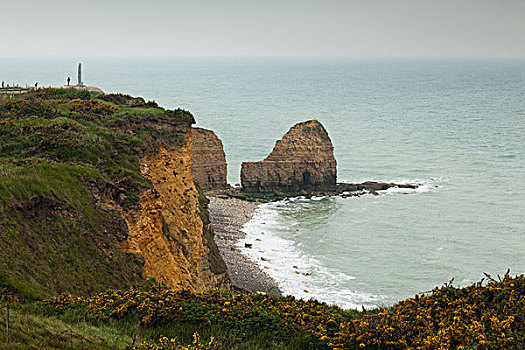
left=117, top=129, right=224, bottom=291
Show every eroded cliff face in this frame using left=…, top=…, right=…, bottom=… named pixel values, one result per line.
left=116, top=129, right=227, bottom=291
left=241, top=120, right=337, bottom=193
left=191, top=128, right=228, bottom=190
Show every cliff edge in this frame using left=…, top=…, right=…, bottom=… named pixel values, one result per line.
left=0, top=90, right=227, bottom=298
left=241, top=120, right=337, bottom=193
left=191, top=127, right=228, bottom=190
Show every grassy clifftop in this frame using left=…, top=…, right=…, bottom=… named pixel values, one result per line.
left=0, top=89, right=195, bottom=299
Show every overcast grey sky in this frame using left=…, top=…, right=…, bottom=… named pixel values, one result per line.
left=1, top=0, right=524, bottom=57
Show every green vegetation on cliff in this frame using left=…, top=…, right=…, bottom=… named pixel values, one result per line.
left=0, top=163, right=143, bottom=300
left=0, top=89, right=197, bottom=299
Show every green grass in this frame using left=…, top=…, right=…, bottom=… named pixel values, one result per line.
left=0, top=303, right=311, bottom=349
left=25, top=87, right=93, bottom=100
left=0, top=116, right=149, bottom=194
left=0, top=163, right=144, bottom=300
left=0, top=304, right=133, bottom=349
left=0, top=162, right=99, bottom=204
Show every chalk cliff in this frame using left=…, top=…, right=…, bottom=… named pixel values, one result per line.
left=191, top=128, right=228, bottom=190
left=241, top=120, right=337, bottom=193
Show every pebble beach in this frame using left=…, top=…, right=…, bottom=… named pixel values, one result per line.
left=208, top=197, right=281, bottom=296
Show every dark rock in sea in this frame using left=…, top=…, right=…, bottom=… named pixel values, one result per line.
left=217, top=180, right=419, bottom=202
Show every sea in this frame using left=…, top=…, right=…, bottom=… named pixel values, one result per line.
left=2, top=57, right=524, bottom=309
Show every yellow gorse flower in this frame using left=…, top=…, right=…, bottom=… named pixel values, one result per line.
left=43, top=274, right=525, bottom=350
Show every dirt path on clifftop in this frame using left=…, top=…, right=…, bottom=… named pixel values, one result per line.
left=209, top=197, right=281, bottom=296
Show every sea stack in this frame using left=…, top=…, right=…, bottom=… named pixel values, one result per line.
left=241, top=120, right=337, bottom=193
left=191, top=127, right=228, bottom=189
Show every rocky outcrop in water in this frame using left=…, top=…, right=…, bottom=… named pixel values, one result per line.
left=241, top=120, right=336, bottom=193
left=337, top=182, right=418, bottom=197
left=191, top=128, right=228, bottom=190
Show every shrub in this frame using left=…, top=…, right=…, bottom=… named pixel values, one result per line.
left=70, top=99, right=119, bottom=115
left=44, top=287, right=344, bottom=349
left=99, top=93, right=159, bottom=108
left=29, top=88, right=92, bottom=100
left=136, top=333, right=220, bottom=350
left=99, top=93, right=139, bottom=105
left=45, top=274, right=525, bottom=350
left=0, top=99, right=57, bottom=119
left=165, top=109, right=195, bottom=123
left=332, top=274, right=525, bottom=350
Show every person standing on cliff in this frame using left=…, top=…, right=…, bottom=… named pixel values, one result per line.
left=67, top=77, right=71, bottom=86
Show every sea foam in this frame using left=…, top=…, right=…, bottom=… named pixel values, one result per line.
left=237, top=178, right=444, bottom=309
left=238, top=199, right=385, bottom=309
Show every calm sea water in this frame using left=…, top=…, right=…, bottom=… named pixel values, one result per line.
left=2, top=57, right=524, bottom=308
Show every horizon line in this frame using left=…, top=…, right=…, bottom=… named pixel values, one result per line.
left=1, top=55, right=525, bottom=60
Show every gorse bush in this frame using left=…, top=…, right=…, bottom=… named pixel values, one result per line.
left=45, top=287, right=345, bottom=349
left=98, top=93, right=159, bottom=108
left=0, top=287, right=19, bottom=304
left=136, top=333, right=220, bottom=350
left=165, top=109, right=195, bottom=123
left=70, top=99, right=119, bottom=115
left=332, top=273, right=525, bottom=350
left=29, top=87, right=92, bottom=100
left=98, top=93, right=138, bottom=105
left=44, top=274, right=525, bottom=350
left=0, top=99, right=58, bottom=119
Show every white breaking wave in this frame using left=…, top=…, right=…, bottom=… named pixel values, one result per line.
left=345, top=178, right=446, bottom=198
left=237, top=178, right=444, bottom=309
left=378, top=178, right=444, bottom=195
left=238, top=201, right=385, bottom=309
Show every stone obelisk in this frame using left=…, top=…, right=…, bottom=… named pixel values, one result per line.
left=77, top=63, right=84, bottom=87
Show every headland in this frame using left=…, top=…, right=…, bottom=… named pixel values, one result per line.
left=1, top=86, right=523, bottom=349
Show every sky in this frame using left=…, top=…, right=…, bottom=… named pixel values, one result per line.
left=1, top=0, right=524, bottom=57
